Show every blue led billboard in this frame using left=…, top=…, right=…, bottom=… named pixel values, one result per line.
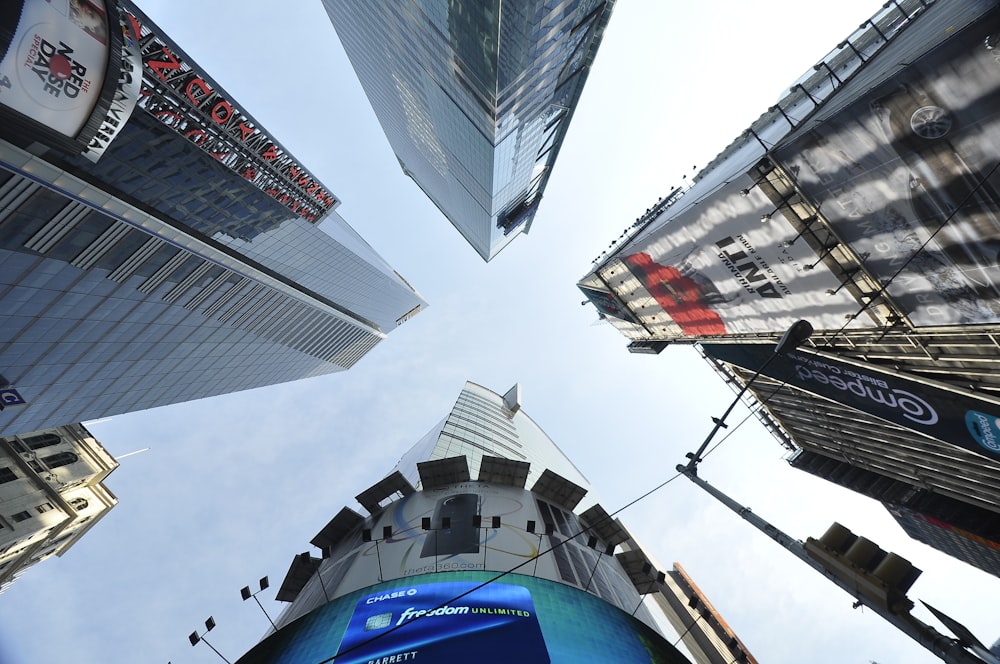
left=236, top=572, right=689, bottom=664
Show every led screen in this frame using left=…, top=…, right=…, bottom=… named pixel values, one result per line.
left=236, top=572, right=689, bottom=664
left=0, top=0, right=110, bottom=136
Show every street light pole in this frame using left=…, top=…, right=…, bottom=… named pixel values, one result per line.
left=683, top=319, right=813, bottom=472
left=240, top=576, right=277, bottom=632
left=676, top=320, right=987, bottom=663
left=188, top=616, right=232, bottom=664
left=674, top=466, right=987, bottom=664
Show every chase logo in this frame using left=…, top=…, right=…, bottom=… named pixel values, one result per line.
left=365, top=613, right=392, bottom=631
left=966, top=410, right=1000, bottom=453
left=0, top=388, right=27, bottom=409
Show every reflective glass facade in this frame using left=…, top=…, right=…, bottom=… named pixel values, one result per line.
left=323, top=0, right=616, bottom=260
left=394, top=381, right=591, bottom=493
left=0, top=1, right=426, bottom=436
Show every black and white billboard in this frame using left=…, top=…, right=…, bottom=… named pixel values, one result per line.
left=601, top=176, right=873, bottom=338
left=775, top=8, right=1000, bottom=325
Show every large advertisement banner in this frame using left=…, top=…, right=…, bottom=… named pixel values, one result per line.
left=236, top=572, right=688, bottom=664
left=611, top=177, right=874, bottom=338
left=340, top=581, right=549, bottom=663
left=702, top=343, right=1000, bottom=463
left=81, top=7, right=142, bottom=162
left=774, top=8, right=1000, bottom=325
left=0, top=0, right=110, bottom=137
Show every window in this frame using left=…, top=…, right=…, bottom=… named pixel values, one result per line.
left=35, top=503, right=53, bottom=514
left=0, top=467, right=15, bottom=484
left=19, top=434, right=61, bottom=450
left=69, top=498, right=88, bottom=511
left=38, top=452, right=78, bottom=469
left=10, top=511, right=31, bottom=523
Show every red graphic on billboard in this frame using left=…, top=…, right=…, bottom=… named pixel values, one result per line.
left=0, top=0, right=110, bottom=136
left=623, top=252, right=727, bottom=336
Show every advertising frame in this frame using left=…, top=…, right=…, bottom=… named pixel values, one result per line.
left=772, top=7, right=1000, bottom=326
left=236, top=571, right=689, bottom=664
left=702, top=342, right=1000, bottom=463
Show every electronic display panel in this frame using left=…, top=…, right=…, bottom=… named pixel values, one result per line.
left=340, top=581, right=549, bottom=663
left=774, top=8, right=1000, bottom=326
left=0, top=0, right=110, bottom=136
left=606, top=177, right=873, bottom=339
left=236, top=572, right=689, bottom=664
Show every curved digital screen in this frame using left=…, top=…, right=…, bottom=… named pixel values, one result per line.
left=237, top=572, right=688, bottom=664
left=0, top=0, right=110, bottom=137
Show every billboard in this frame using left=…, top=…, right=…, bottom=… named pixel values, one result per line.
left=609, top=177, right=875, bottom=338
left=774, top=8, right=1000, bottom=325
left=236, top=572, right=688, bottom=664
left=702, top=343, right=1000, bottom=463
left=0, top=0, right=111, bottom=137
left=81, top=7, right=142, bottom=162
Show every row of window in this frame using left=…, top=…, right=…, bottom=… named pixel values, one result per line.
left=0, top=450, right=81, bottom=485
left=11, top=503, right=53, bottom=523
left=6, top=498, right=86, bottom=528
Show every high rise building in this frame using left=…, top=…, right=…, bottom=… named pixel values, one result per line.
left=656, top=563, right=757, bottom=664
left=322, top=0, right=616, bottom=261
left=232, top=382, right=742, bottom=663
left=578, top=0, right=1000, bottom=574
left=0, top=0, right=426, bottom=437
left=0, top=423, right=117, bottom=594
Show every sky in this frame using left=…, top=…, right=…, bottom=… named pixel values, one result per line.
left=1, top=1, right=998, bottom=663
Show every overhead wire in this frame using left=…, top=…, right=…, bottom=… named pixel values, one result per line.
left=313, top=160, right=1000, bottom=664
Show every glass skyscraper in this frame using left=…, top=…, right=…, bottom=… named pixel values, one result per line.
left=323, top=0, right=616, bottom=261
left=0, top=0, right=426, bottom=436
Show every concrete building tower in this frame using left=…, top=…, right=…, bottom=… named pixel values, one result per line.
left=235, top=382, right=725, bottom=663
left=577, top=0, right=1000, bottom=576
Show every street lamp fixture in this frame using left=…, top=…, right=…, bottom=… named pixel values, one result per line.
left=683, top=320, right=813, bottom=473
left=240, top=576, right=277, bottom=632
left=188, top=615, right=231, bottom=663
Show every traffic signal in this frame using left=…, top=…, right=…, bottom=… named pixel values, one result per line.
left=804, top=522, right=921, bottom=614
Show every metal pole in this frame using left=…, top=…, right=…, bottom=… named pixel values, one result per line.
left=675, top=466, right=987, bottom=664
left=197, top=636, right=232, bottom=664
left=683, top=360, right=770, bottom=471
left=253, top=594, right=278, bottom=632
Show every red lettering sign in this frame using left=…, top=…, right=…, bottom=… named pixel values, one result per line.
left=185, top=77, right=212, bottom=107
left=185, top=129, right=206, bottom=146
left=211, top=100, right=233, bottom=123
left=148, top=46, right=181, bottom=81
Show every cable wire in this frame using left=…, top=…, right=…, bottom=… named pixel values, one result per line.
left=316, top=161, right=1000, bottom=664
